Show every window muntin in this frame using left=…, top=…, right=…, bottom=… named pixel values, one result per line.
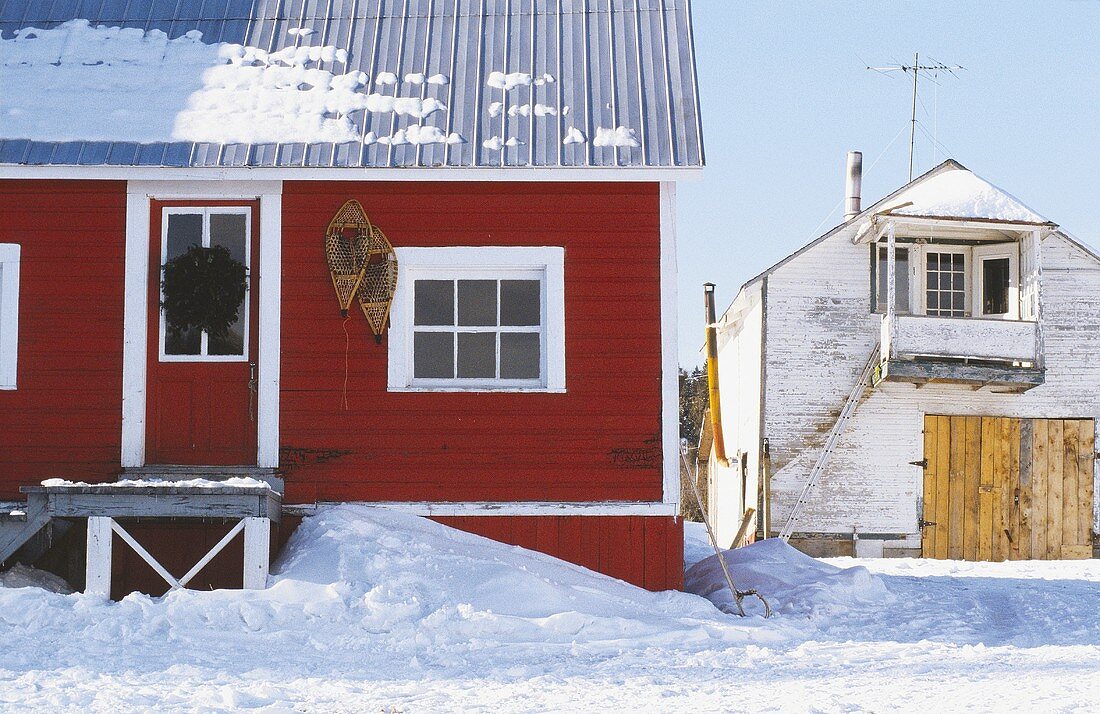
left=924, top=251, right=967, bottom=317
left=0, top=244, right=19, bottom=390
left=159, top=207, right=251, bottom=362
left=388, top=246, right=565, bottom=392
left=411, top=276, right=544, bottom=384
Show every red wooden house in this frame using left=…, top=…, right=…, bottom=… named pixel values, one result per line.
left=0, top=0, right=703, bottom=595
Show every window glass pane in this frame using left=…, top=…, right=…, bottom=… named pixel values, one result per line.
left=457, top=280, right=497, bottom=326
left=457, top=332, right=496, bottom=378
left=165, top=325, right=201, bottom=355
left=414, top=280, right=454, bottom=326
left=500, top=280, right=541, bottom=326
left=414, top=332, right=454, bottom=378
left=982, top=257, right=1011, bottom=315
left=209, top=320, right=245, bottom=355
left=210, top=213, right=248, bottom=265
left=500, top=332, right=540, bottom=379
left=207, top=212, right=248, bottom=356
left=166, top=213, right=202, bottom=260
left=876, top=246, right=909, bottom=313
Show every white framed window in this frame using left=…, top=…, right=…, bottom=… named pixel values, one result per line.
left=922, top=249, right=968, bottom=317
left=159, top=206, right=252, bottom=362
left=0, top=243, right=20, bottom=390
left=388, top=247, right=565, bottom=392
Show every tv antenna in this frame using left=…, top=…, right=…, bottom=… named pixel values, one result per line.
left=867, top=53, right=963, bottom=181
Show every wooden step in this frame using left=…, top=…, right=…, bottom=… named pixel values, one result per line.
left=119, top=466, right=283, bottom=492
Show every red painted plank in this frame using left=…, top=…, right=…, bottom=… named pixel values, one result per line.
left=0, top=180, right=126, bottom=497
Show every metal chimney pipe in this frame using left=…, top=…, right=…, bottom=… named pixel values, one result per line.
left=844, top=150, right=863, bottom=220
left=703, top=283, right=729, bottom=467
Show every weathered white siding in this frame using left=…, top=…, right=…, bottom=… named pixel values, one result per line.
left=707, top=283, right=763, bottom=547
left=760, top=230, right=1100, bottom=541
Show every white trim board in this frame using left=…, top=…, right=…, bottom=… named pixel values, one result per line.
left=121, top=181, right=283, bottom=468
left=659, top=182, right=680, bottom=509
left=0, top=243, right=20, bottom=390
left=2, top=166, right=703, bottom=183
left=283, top=501, right=680, bottom=517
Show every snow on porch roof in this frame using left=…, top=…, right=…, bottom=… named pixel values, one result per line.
left=0, top=0, right=704, bottom=171
left=876, top=164, right=1049, bottom=225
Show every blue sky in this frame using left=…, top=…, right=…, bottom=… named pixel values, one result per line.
left=676, top=0, right=1100, bottom=367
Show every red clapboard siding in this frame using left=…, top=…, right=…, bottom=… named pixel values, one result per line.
left=431, top=515, right=684, bottom=591
left=279, top=181, right=665, bottom=504
left=0, top=180, right=126, bottom=497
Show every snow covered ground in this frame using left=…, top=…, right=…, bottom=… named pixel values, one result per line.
left=1, top=511, right=1098, bottom=712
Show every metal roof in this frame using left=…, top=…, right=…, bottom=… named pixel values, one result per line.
left=0, top=0, right=704, bottom=170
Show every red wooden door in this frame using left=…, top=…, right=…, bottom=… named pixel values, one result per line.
left=146, top=201, right=260, bottom=465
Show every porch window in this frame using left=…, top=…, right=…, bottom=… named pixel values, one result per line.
left=924, top=251, right=967, bottom=317
left=875, top=245, right=910, bottom=313
left=0, top=243, right=19, bottom=390
left=388, top=247, right=565, bottom=392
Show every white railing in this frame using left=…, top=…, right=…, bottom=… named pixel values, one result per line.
left=881, top=314, right=1039, bottom=364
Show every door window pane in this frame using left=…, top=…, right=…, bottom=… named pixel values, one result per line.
left=208, top=323, right=245, bottom=355
left=457, top=332, right=496, bottom=378
left=414, top=332, right=454, bottom=378
left=500, top=280, right=541, bottom=325
left=982, top=257, right=1011, bottom=315
left=876, top=246, right=909, bottom=313
left=414, top=280, right=454, bottom=325
left=500, top=332, right=540, bottom=378
left=210, top=213, right=248, bottom=263
left=166, top=213, right=202, bottom=260
left=208, top=213, right=248, bottom=356
left=457, top=280, right=497, bottom=326
left=165, top=324, right=201, bottom=355
left=162, top=209, right=251, bottom=359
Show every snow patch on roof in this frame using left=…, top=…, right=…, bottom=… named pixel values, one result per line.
left=887, top=168, right=1048, bottom=223
left=594, top=126, right=641, bottom=148
left=0, top=20, right=455, bottom=145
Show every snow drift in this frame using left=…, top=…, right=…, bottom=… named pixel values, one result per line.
left=684, top=536, right=894, bottom=617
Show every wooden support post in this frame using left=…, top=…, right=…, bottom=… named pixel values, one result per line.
left=886, top=223, right=897, bottom=356
left=242, top=517, right=270, bottom=590
left=1032, top=228, right=1045, bottom=370
left=85, top=516, right=113, bottom=597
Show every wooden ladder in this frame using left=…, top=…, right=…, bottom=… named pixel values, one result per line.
left=778, top=343, right=881, bottom=541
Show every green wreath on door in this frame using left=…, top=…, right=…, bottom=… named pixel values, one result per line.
left=161, top=245, right=247, bottom=340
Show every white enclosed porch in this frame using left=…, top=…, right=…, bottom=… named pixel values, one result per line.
left=860, top=214, right=1055, bottom=392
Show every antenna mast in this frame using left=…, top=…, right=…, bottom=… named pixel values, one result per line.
left=868, top=54, right=963, bottom=181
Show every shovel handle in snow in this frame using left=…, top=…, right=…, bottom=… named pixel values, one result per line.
left=679, top=443, right=772, bottom=618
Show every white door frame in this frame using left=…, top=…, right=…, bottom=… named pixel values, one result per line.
left=971, top=243, right=1020, bottom=320
left=122, top=181, right=282, bottom=468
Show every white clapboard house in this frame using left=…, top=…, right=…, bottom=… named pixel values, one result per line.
left=706, top=156, right=1100, bottom=561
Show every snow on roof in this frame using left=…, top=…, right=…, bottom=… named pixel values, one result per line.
left=0, top=2, right=704, bottom=170
left=884, top=166, right=1048, bottom=223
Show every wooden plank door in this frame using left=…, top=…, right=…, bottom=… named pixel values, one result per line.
left=922, top=416, right=1094, bottom=561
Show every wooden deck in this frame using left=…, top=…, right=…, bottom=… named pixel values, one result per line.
left=880, top=358, right=1045, bottom=392
left=20, top=482, right=281, bottom=522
